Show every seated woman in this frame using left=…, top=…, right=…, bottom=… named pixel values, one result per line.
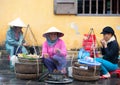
left=42, top=27, right=67, bottom=74
left=96, top=26, right=119, bottom=78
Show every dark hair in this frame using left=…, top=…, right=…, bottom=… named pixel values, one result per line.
left=113, top=33, right=119, bottom=50
left=114, top=34, right=117, bottom=40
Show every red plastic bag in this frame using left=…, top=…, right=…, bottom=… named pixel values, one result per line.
left=82, top=34, right=98, bottom=57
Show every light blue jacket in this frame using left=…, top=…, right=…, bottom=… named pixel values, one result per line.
left=5, top=27, right=28, bottom=57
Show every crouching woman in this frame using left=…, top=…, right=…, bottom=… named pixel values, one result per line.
left=42, top=27, right=67, bottom=74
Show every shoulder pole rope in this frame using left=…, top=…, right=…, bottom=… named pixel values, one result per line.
left=27, top=25, right=40, bottom=78
left=28, top=25, right=41, bottom=56
left=91, top=28, right=97, bottom=76
left=83, top=28, right=97, bottom=76
left=16, top=24, right=40, bottom=78
left=88, top=28, right=97, bottom=76
left=15, top=25, right=29, bottom=55
left=28, top=25, right=37, bottom=55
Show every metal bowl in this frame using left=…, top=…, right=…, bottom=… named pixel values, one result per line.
left=50, top=73, right=64, bottom=81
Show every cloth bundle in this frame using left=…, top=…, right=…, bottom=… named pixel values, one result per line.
left=77, top=48, right=101, bottom=66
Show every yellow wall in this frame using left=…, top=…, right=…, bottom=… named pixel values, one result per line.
left=0, top=0, right=120, bottom=50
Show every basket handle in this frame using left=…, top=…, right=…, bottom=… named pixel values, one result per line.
left=70, top=53, right=75, bottom=67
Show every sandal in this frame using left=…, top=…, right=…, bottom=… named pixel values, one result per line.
left=100, top=75, right=110, bottom=79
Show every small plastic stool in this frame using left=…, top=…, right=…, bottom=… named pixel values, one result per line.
left=110, top=69, right=120, bottom=78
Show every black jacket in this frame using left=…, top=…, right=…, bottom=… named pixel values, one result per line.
left=101, top=40, right=119, bottom=64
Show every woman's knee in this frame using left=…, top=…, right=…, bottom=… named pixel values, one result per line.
left=52, top=55, right=61, bottom=60
left=43, top=57, right=52, bottom=64
left=95, top=58, right=102, bottom=62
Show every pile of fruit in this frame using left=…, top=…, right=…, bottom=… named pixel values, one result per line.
left=18, top=53, right=39, bottom=60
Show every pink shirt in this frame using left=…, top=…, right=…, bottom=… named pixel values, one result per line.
left=42, top=39, right=67, bottom=58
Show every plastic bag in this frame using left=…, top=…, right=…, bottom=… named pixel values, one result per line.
left=10, top=55, right=19, bottom=67
left=78, top=48, right=90, bottom=59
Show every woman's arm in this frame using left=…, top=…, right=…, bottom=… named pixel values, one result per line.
left=6, top=30, right=19, bottom=46
left=55, top=40, right=67, bottom=57
left=42, top=42, right=48, bottom=58
left=104, top=42, right=119, bottom=58
left=101, top=47, right=105, bottom=55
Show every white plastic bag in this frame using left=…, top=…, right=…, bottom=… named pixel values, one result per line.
left=68, top=66, right=73, bottom=77
left=10, top=55, right=19, bottom=66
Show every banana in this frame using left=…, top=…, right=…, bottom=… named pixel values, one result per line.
left=18, top=53, right=23, bottom=57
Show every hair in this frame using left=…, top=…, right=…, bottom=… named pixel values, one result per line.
left=114, top=34, right=117, bottom=40
left=113, top=33, right=120, bottom=49
left=10, top=26, right=23, bottom=34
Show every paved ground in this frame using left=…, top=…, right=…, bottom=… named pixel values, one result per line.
left=0, top=70, right=120, bottom=85
left=0, top=49, right=120, bottom=85
left=0, top=59, right=120, bottom=85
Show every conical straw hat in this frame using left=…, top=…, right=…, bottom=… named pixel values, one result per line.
left=43, top=27, right=64, bottom=37
left=8, top=18, right=27, bottom=28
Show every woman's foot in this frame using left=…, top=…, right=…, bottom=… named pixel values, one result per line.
left=53, top=69, right=61, bottom=74
left=61, top=68, right=66, bottom=74
left=100, top=72, right=111, bottom=79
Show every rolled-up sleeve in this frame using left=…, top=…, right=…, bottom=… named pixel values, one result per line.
left=42, top=42, right=48, bottom=57
left=59, top=40, right=67, bottom=57
left=6, top=30, right=19, bottom=46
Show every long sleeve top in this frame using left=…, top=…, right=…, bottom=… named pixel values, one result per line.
left=42, top=39, right=67, bottom=58
left=101, top=40, right=119, bottom=64
left=5, top=28, right=27, bottom=56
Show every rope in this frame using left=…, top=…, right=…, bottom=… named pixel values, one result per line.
left=71, top=53, right=75, bottom=67
left=15, top=25, right=29, bottom=55
left=16, top=25, right=40, bottom=78
left=28, top=26, right=37, bottom=55
left=27, top=25, right=40, bottom=78
left=91, top=29, right=97, bottom=76
left=87, top=28, right=97, bottom=76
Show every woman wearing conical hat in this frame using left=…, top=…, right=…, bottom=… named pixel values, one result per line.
left=5, top=18, right=28, bottom=70
left=42, top=27, right=67, bottom=74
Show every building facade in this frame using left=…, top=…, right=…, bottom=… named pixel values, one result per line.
left=0, top=0, right=120, bottom=50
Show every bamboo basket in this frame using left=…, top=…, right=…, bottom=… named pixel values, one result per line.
left=72, top=62, right=100, bottom=81
left=15, top=73, right=41, bottom=80
left=15, top=57, right=43, bottom=80
left=15, top=63, right=43, bottom=74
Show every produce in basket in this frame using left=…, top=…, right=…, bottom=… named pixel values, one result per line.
left=18, top=53, right=39, bottom=60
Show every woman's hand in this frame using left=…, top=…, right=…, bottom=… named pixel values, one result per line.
left=43, top=53, right=49, bottom=58
left=23, top=43, right=27, bottom=46
left=100, top=39, right=107, bottom=48
left=91, top=43, right=98, bottom=49
left=54, top=48, right=61, bottom=54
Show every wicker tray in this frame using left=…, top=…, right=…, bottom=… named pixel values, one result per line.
left=18, top=57, right=42, bottom=63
